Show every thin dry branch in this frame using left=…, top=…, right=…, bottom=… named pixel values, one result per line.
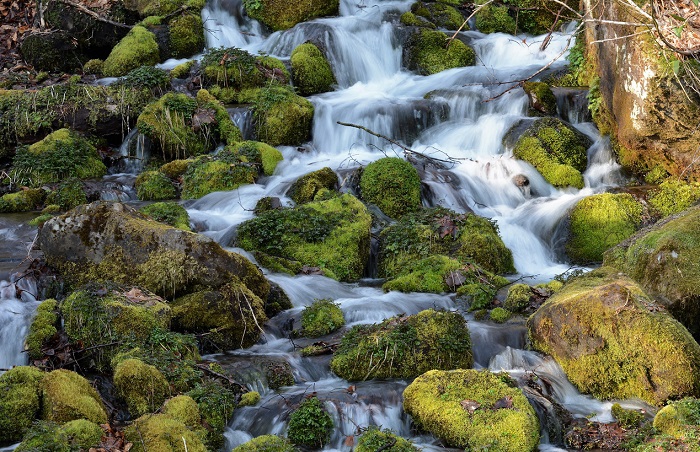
left=447, top=0, right=494, bottom=46
left=57, top=0, right=133, bottom=29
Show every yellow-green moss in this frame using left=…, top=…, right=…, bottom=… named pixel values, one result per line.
left=232, top=435, right=295, bottom=452
left=476, top=3, right=517, bottom=33
left=170, top=60, right=195, bottom=79
left=41, top=369, right=107, bottom=424
left=290, top=43, right=336, bottom=96
left=201, top=47, right=288, bottom=92
left=83, top=58, right=104, bottom=75
left=400, top=11, right=436, bottom=28
left=15, top=421, right=70, bottom=452
left=162, top=395, right=201, bottom=429
left=242, top=0, right=339, bottom=30
left=653, top=398, right=700, bottom=439
left=181, top=154, right=257, bottom=199
left=246, top=86, right=314, bottom=146
left=611, top=403, right=645, bottom=429
left=330, top=309, right=472, bottom=380
left=287, top=396, right=333, bottom=448
left=648, top=179, right=700, bottom=218
left=490, top=306, right=512, bottom=323
left=566, top=193, right=643, bottom=263
left=126, top=413, right=207, bottom=452
left=404, top=29, right=475, bottom=75
left=239, top=391, right=261, bottom=407
left=60, top=419, right=103, bottom=449
left=46, top=178, right=87, bottom=211
left=103, top=26, right=160, bottom=77
left=504, top=283, right=531, bottom=312
left=356, top=426, right=418, bottom=452
left=114, top=358, right=170, bottom=417
left=135, top=171, right=177, bottom=201
left=0, top=188, right=45, bottom=213
left=230, top=140, right=284, bottom=176
left=140, top=202, right=191, bottom=230
left=403, top=369, right=540, bottom=451
left=528, top=267, right=700, bottom=405
left=360, top=157, right=421, bottom=219
left=25, top=299, right=59, bottom=359
left=301, top=299, right=344, bottom=337
left=0, top=366, right=45, bottom=444
left=160, top=159, right=192, bottom=177
left=169, top=13, right=204, bottom=58
left=523, top=81, right=557, bottom=116
left=382, top=255, right=462, bottom=293
left=287, top=167, right=338, bottom=204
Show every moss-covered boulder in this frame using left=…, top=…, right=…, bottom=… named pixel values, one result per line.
left=237, top=194, right=371, bottom=281
left=0, top=188, right=45, bottom=213
left=287, top=167, right=338, bottom=205
left=15, top=421, right=71, bottom=452
left=243, top=0, right=339, bottom=30
left=171, top=280, right=268, bottom=351
left=162, top=395, right=202, bottom=428
left=403, top=29, right=475, bottom=75
left=403, top=369, right=540, bottom=451
left=25, top=299, right=59, bottom=359
left=41, top=369, right=107, bottom=424
left=126, top=413, right=207, bottom=452
left=201, top=47, right=288, bottom=93
left=60, top=419, right=103, bottom=450
left=103, top=26, right=160, bottom=77
left=123, top=0, right=204, bottom=17
left=37, top=201, right=270, bottom=301
left=508, top=117, right=591, bottom=188
left=232, top=435, right=296, bottom=451
left=406, top=1, right=464, bottom=29
left=523, top=81, right=557, bottom=116
left=604, top=205, right=700, bottom=341
left=180, top=150, right=258, bottom=199
left=114, top=358, right=170, bottom=416
left=287, top=396, right=333, bottom=448
left=135, top=171, right=177, bottom=201
left=290, top=43, right=336, bottom=96
left=244, top=86, right=314, bottom=146
left=0, top=366, right=45, bottom=445
left=139, top=202, right=191, bottom=231
left=12, top=128, right=106, bottom=186
left=504, top=283, right=532, bottom=312
left=330, top=309, right=472, bottom=380
left=475, top=0, right=579, bottom=35
left=136, top=91, right=242, bottom=161
left=229, top=141, right=284, bottom=176
left=239, top=391, right=260, bottom=406
left=653, top=398, right=700, bottom=438
left=169, top=13, right=205, bottom=58
left=475, top=3, right=517, bottom=34
left=356, top=426, right=418, bottom=452
left=648, top=179, right=700, bottom=218
left=46, top=178, right=88, bottom=211
left=566, top=193, right=643, bottom=263
left=528, top=267, right=700, bottom=405
left=360, top=157, right=421, bottom=218
left=301, top=299, right=344, bottom=337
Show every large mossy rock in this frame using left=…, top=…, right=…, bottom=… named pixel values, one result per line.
left=604, top=205, right=700, bottom=341
left=168, top=13, right=205, bottom=58
left=237, top=193, right=371, bottom=281
left=135, top=171, right=177, bottom=201
left=38, top=201, right=270, bottom=300
left=126, top=413, right=207, bottom=452
left=41, top=369, right=108, bottom=424
left=0, top=366, right=45, bottom=446
left=475, top=0, right=579, bottom=35
left=528, top=267, right=700, bottom=405
left=356, top=426, right=418, bottom=452
left=114, top=358, right=170, bottom=417
left=103, top=25, right=160, bottom=77
left=403, top=369, right=540, bottom=451
left=243, top=86, right=314, bottom=146
left=201, top=47, right=289, bottom=96
left=360, top=157, right=422, bottom=219
left=61, top=419, right=103, bottom=450
left=404, top=1, right=464, bottom=30
left=232, top=435, right=296, bottom=452
left=509, top=117, right=591, bottom=188
left=0, top=188, right=45, bottom=213
left=12, top=128, right=106, bottom=186
left=403, top=29, right=475, bottom=75
left=286, top=167, right=338, bottom=205
left=242, top=0, right=339, bottom=31
left=330, top=309, right=472, bottom=380
left=230, top=141, right=284, bottom=176
left=290, top=42, right=336, bottom=96
left=180, top=149, right=258, bottom=199
left=566, top=193, right=643, bottom=263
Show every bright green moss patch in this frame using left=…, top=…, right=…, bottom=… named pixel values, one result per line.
left=490, top=306, right=512, bottom=323
left=60, top=419, right=103, bottom=450
left=46, top=178, right=87, bottom=211
left=12, top=128, right=106, bottom=186
left=287, top=167, right=338, bottom=204
left=653, top=398, right=700, bottom=438
left=201, top=47, right=288, bottom=92
left=237, top=194, right=371, bottom=281
left=330, top=309, right=472, bottom=380
left=566, top=193, right=643, bottom=263
left=41, top=369, right=107, bottom=424
left=230, top=140, right=284, bottom=176
left=404, top=29, right=475, bottom=75
left=648, top=179, right=700, bottom=218
left=171, top=60, right=195, bottom=79
left=301, top=299, right=344, bottom=337
left=135, top=171, right=177, bottom=201
left=611, top=403, right=645, bottom=429
left=162, top=395, right=202, bottom=429
left=246, top=86, right=314, bottom=146
left=291, top=43, right=336, bottom=96
left=523, top=81, right=557, bottom=116
left=103, top=26, right=160, bottom=77
left=400, top=11, right=436, bottom=28
left=403, top=369, right=540, bottom=451
left=169, top=13, right=204, bottom=58
left=25, top=299, right=59, bottom=359
left=511, top=117, right=590, bottom=188
left=243, top=0, right=339, bottom=30
left=360, top=157, right=421, bottom=219
left=356, top=426, right=418, bottom=452
left=0, top=366, right=45, bottom=445
left=504, top=283, right=532, bottom=312
left=382, top=255, right=462, bottom=293
left=114, top=358, right=170, bottom=417
left=160, top=159, right=192, bottom=178
left=140, top=202, right=191, bottom=230
left=287, top=397, right=333, bottom=448
left=126, top=413, right=207, bottom=452
left=528, top=267, right=700, bottom=405
left=187, top=381, right=237, bottom=449
left=239, top=391, right=261, bottom=407
left=0, top=188, right=45, bottom=213
left=476, top=3, right=516, bottom=33
left=233, top=435, right=296, bottom=451
left=181, top=151, right=257, bottom=199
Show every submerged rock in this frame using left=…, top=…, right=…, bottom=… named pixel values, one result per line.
left=528, top=267, right=700, bottom=405
left=403, top=369, right=540, bottom=451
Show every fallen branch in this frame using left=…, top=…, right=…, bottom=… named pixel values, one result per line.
left=196, top=363, right=248, bottom=391
left=447, top=0, right=495, bottom=46
left=57, top=0, right=132, bottom=29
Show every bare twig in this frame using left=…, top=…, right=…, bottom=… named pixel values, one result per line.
left=447, top=0, right=495, bottom=46
left=56, top=0, right=133, bottom=29
left=196, top=363, right=248, bottom=391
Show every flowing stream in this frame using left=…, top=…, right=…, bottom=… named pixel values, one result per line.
left=0, top=0, right=647, bottom=449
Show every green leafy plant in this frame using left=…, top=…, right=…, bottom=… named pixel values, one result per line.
left=286, top=397, right=333, bottom=448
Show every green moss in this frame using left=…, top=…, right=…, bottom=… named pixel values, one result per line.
left=301, top=299, right=344, bottom=337
left=404, top=29, right=475, bottom=75
left=237, top=194, right=371, bottom=281
left=239, top=391, right=261, bottom=407
left=201, top=47, right=288, bottom=91
left=522, top=81, right=557, bottom=116
left=382, top=255, right=461, bottom=293
left=611, top=403, right=645, bottom=429
left=229, top=140, right=284, bottom=176
left=290, top=43, right=336, bottom=96
left=476, top=4, right=517, bottom=33
left=12, top=128, right=106, bottom=186
left=511, top=117, right=590, bottom=188
left=653, top=398, right=700, bottom=438
left=162, top=395, right=201, bottom=429
left=567, top=193, right=643, bottom=263
left=126, top=413, right=207, bottom=452
left=125, top=0, right=204, bottom=17
left=356, top=426, right=418, bottom=452
left=490, top=307, right=512, bottom=323
left=135, top=171, right=177, bottom=201
left=141, top=15, right=163, bottom=25
left=181, top=153, right=257, bottom=199
left=103, top=26, right=160, bottom=77
left=412, top=1, right=464, bottom=29
left=169, top=13, right=204, bottom=58
left=15, top=421, right=70, bottom=452
left=360, top=157, right=421, bottom=219
left=160, top=159, right=192, bottom=178
left=246, top=86, right=314, bottom=146
left=0, top=366, right=45, bottom=445
left=41, top=369, right=107, bottom=424
left=644, top=165, right=670, bottom=185
left=287, top=397, right=333, bottom=448
left=504, top=284, right=531, bottom=312
left=528, top=267, right=700, bottom=405
left=648, top=179, right=700, bottom=218
left=114, top=358, right=170, bottom=417
left=60, top=419, right=103, bottom=449
left=119, top=66, right=170, bottom=91
left=232, top=435, right=296, bottom=452
left=171, top=60, right=195, bottom=79
left=400, top=11, right=436, bottom=28
left=83, top=59, right=104, bottom=75
left=29, top=213, right=55, bottom=227
left=287, top=167, right=338, bottom=204
left=0, top=188, right=45, bottom=213
left=330, top=309, right=472, bottom=380
left=46, top=178, right=87, bottom=211
left=243, top=0, right=339, bottom=30
left=186, top=381, right=237, bottom=449
left=403, top=369, right=540, bottom=451
left=25, top=299, right=59, bottom=359
left=140, top=202, right=191, bottom=230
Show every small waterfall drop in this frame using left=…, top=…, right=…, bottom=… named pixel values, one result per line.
left=0, top=276, right=40, bottom=373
